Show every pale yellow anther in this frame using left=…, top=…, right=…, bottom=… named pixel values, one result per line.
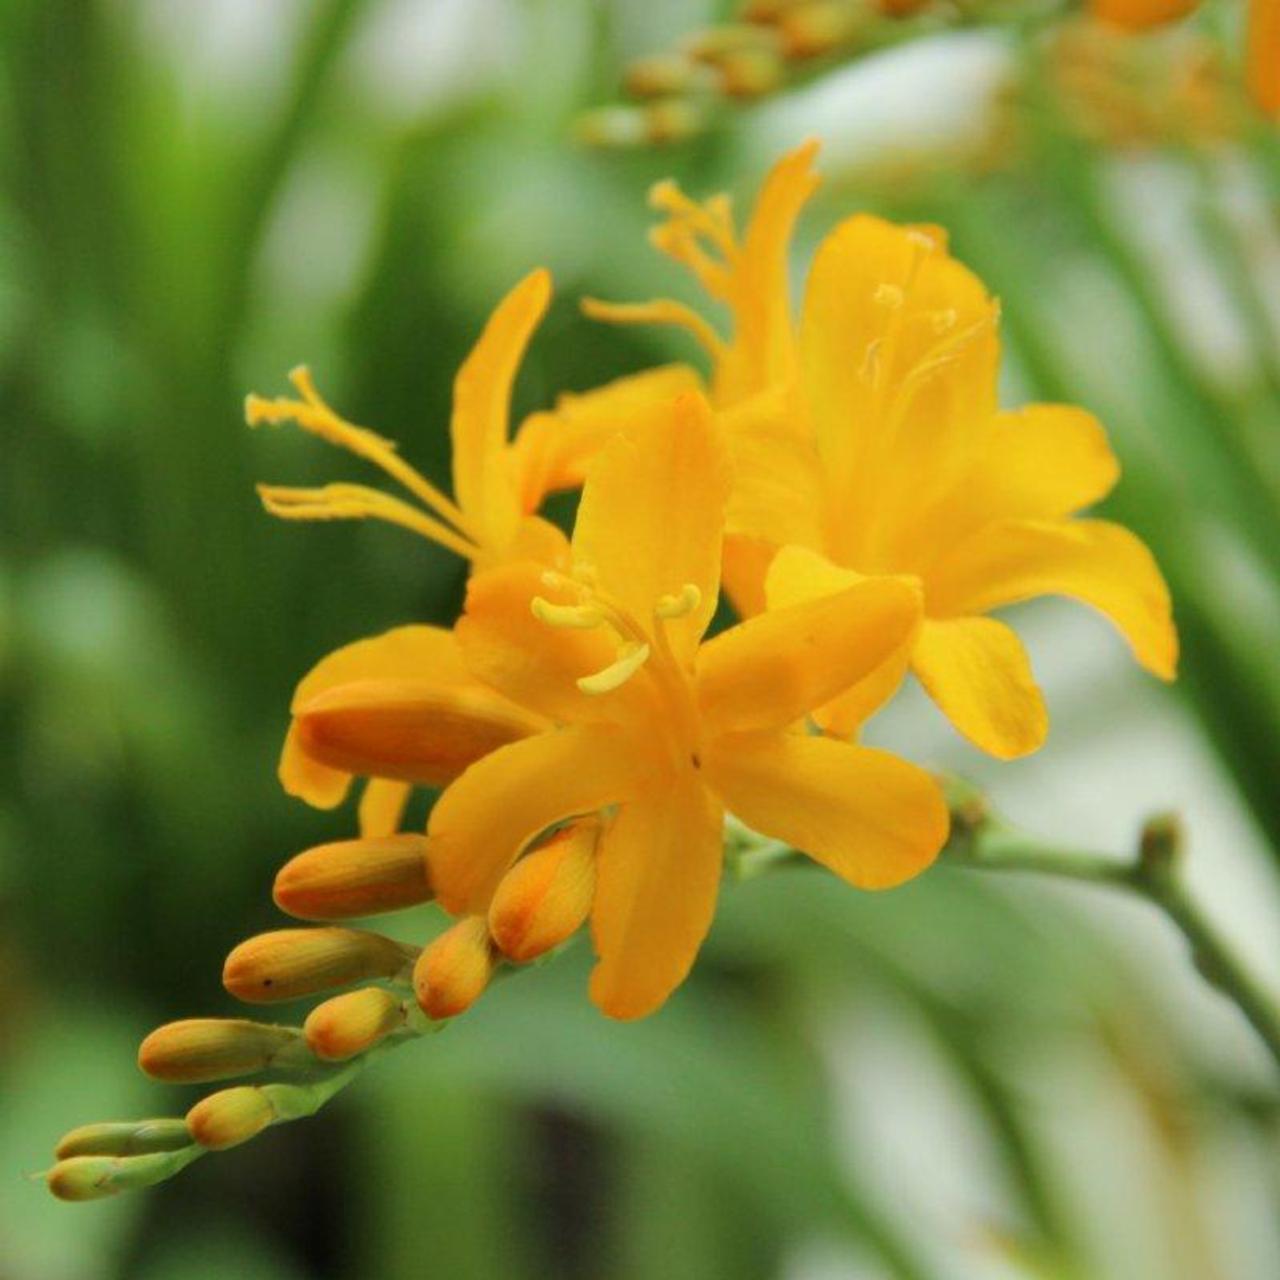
left=654, top=583, right=702, bottom=620
left=907, top=228, right=938, bottom=250
left=577, top=642, right=651, bottom=695
left=929, top=308, right=957, bottom=334
left=874, top=283, right=905, bottom=308
left=531, top=597, right=605, bottom=629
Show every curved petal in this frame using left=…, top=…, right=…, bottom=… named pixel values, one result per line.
left=926, top=517, right=1178, bottom=680
left=451, top=270, right=551, bottom=550
left=358, top=779, right=412, bottom=838
left=698, top=563, right=920, bottom=735
left=911, top=616, right=1048, bottom=759
left=900, top=404, right=1121, bottom=569
left=510, top=364, right=704, bottom=511
left=704, top=732, right=948, bottom=890
left=294, top=677, right=546, bottom=786
left=428, top=724, right=642, bottom=915
left=458, top=562, right=652, bottom=726
left=720, top=534, right=777, bottom=619
left=280, top=626, right=468, bottom=807
left=801, top=215, right=999, bottom=561
left=715, top=139, right=820, bottom=404
left=589, top=777, right=723, bottom=1020
left=572, top=391, right=730, bottom=663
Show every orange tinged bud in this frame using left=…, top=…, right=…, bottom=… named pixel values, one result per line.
left=304, top=987, right=404, bottom=1060
left=413, top=916, right=494, bottom=1020
left=223, top=928, right=415, bottom=1004
left=625, top=53, right=709, bottom=98
left=137, top=1018, right=307, bottom=1082
left=294, top=678, right=543, bottom=787
left=1247, top=0, right=1280, bottom=116
left=488, top=821, right=598, bottom=963
left=186, top=1087, right=274, bottom=1151
left=46, top=1148, right=199, bottom=1200
left=778, top=1, right=865, bottom=58
left=273, top=834, right=432, bottom=921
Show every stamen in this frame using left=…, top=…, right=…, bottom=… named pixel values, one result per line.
left=256, top=484, right=480, bottom=563
left=531, top=598, right=605, bottom=629
left=581, top=297, right=728, bottom=363
left=247, top=367, right=479, bottom=543
left=648, top=181, right=738, bottom=258
left=649, top=225, right=731, bottom=299
left=654, top=583, right=702, bottom=620
left=577, top=642, right=651, bottom=695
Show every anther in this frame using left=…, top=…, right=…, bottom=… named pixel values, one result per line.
left=531, top=597, right=605, bottom=629
left=577, top=642, right=651, bottom=695
left=874, top=283, right=905, bottom=308
left=654, top=583, right=702, bottom=620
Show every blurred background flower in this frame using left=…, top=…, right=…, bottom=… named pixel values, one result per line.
left=2, top=1, right=1278, bottom=1277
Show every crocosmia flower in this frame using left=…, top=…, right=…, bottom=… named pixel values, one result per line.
left=590, top=145, right=1177, bottom=760
left=425, top=392, right=948, bottom=1018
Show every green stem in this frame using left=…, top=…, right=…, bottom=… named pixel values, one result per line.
left=944, top=782, right=1280, bottom=1071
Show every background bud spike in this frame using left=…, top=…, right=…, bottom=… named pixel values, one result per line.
left=223, top=928, right=417, bottom=1004
left=137, top=1018, right=310, bottom=1082
left=273, top=835, right=433, bottom=921
left=305, top=987, right=405, bottom=1061
left=55, top=1118, right=193, bottom=1160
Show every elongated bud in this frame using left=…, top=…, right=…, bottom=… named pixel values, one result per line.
left=47, top=1148, right=201, bottom=1201
left=274, top=835, right=432, bottom=921
left=186, top=1086, right=275, bottom=1150
left=55, top=1118, right=192, bottom=1160
left=223, top=928, right=415, bottom=1004
left=778, top=0, right=866, bottom=58
left=137, top=1018, right=308, bottom=1082
left=489, top=821, right=598, bottom=963
left=413, top=916, right=494, bottom=1020
left=305, top=988, right=404, bottom=1061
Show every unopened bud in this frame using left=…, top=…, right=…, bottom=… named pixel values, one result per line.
left=714, top=48, right=784, bottom=98
left=47, top=1148, right=198, bottom=1201
left=186, top=1086, right=274, bottom=1151
left=778, top=1, right=865, bottom=58
left=223, top=928, right=415, bottom=1004
left=625, top=52, right=712, bottom=98
left=137, top=1018, right=307, bottom=1082
left=413, top=916, right=495, bottom=1020
left=305, top=987, right=404, bottom=1061
left=489, top=821, right=598, bottom=963
left=55, top=1118, right=191, bottom=1160
left=273, top=835, right=432, bottom=921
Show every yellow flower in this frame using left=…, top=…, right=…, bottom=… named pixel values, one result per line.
left=591, top=145, right=1177, bottom=760
left=248, top=271, right=695, bottom=830
left=424, top=392, right=947, bottom=1019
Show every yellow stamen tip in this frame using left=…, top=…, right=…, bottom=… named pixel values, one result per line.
left=654, top=583, right=702, bottom=620
left=874, top=283, right=905, bottom=308
left=531, top=597, right=605, bottom=630
left=577, top=642, right=650, bottom=695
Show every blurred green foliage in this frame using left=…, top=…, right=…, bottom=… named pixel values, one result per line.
left=3, top=2, right=1279, bottom=1278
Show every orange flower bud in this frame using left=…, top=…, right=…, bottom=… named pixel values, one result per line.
left=1247, top=0, right=1280, bottom=116
left=137, top=1018, right=307, bottom=1083
left=55, top=1118, right=191, bottom=1159
left=412, top=916, right=494, bottom=1020
left=625, top=53, right=709, bottom=98
left=1088, top=0, right=1198, bottom=30
left=304, top=987, right=404, bottom=1061
left=273, top=834, right=432, bottom=921
left=186, top=1087, right=274, bottom=1151
left=777, top=1, right=866, bottom=59
left=488, top=821, right=598, bottom=963
left=223, top=928, right=415, bottom=1004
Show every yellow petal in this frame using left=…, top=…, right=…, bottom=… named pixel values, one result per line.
left=458, top=562, right=651, bottom=725
left=897, top=404, right=1120, bottom=567
left=800, top=215, right=999, bottom=565
left=704, top=732, right=947, bottom=889
left=696, top=551, right=919, bottom=735
left=294, top=677, right=545, bottom=786
left=451, top=269, right=551, bottom=550
left=358, top=779, right=412, bottom=838
left=571, top=391, right=730, bottom=663
left=714, top=139, right=820, bottom=404
left=926, top=517, right=1178, bottom=680
left=720, top=534, right=777, bottom=619
left=588, top=777, right=723, bottom=1020
left=280, top=626, right=468, bottom=808
left=763, top=545, right=916, bottom=736
left=427, top=724, right=641, bottom=915
left=911, top=616, right=1048, bottom=759
left=510, top=364, right=704, bottom=510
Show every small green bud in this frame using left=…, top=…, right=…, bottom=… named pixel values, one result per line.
left=55, top=1118, right=191, bottom=1159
